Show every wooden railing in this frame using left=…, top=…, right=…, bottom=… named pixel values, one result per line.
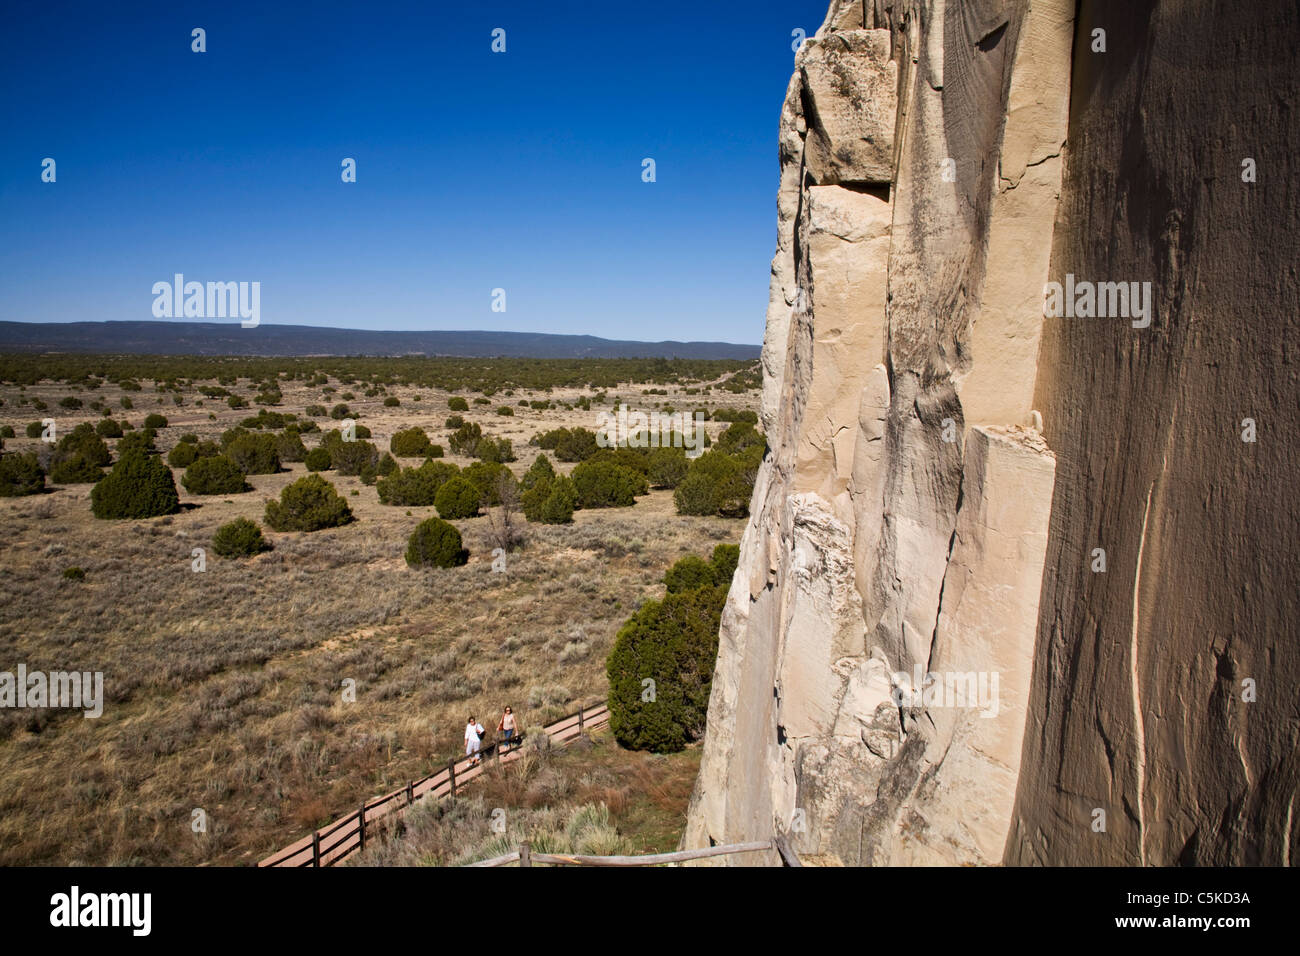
left=259, top=701, right=610, bottom=868
left=465, top=839, right=779, bottom=867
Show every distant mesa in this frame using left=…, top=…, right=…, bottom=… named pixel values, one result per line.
left=0, top=321, right=761, bottom=360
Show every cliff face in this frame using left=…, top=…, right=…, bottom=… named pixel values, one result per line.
left=685, top=0, right=1300, bottom=866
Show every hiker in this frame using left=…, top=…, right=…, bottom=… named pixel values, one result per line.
left=497, top=706, right=516, bottom=750
left=465, top=715, right=485, bottom=766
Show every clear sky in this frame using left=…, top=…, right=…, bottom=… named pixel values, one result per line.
left=0, top=0, right=831, bottom=345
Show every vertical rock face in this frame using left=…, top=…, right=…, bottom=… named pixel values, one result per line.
left=686, top=0, right=1299, bottom=866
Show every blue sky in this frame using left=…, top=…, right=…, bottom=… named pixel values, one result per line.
left=0, top=0, right=830, bottom=345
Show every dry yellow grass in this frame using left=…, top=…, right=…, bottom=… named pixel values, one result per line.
left=0, top=373, right=755, bottom=865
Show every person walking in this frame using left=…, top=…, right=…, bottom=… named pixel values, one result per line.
left=497, top=706, right=516, bottom=750
left=465, top=715, right=483, bottom=766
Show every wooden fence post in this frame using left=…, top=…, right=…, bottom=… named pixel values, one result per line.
left=312, top=831, right=321, bottom=868
left=406, top=780, right=414, bottom=806
left=358, top=804, right=366, bottom=852
left=578, top=703, right=584, bottom=734
left=520, top=841, right=531, bottom=867
left=447, top=760, right=457, bottom=799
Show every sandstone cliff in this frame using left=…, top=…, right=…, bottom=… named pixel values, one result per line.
left=685, top=0, right=1299, bottom=866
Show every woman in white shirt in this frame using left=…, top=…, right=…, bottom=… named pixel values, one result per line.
left=465, top=716, right=483, bottom=765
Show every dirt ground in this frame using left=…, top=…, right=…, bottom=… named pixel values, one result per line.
left=0, top=369, right=757, bottom=865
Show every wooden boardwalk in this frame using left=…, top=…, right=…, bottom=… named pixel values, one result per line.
left=259, top=701, right=610, bottom=867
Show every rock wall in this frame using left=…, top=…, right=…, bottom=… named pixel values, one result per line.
left=685, top=0, right=1299, bottom=866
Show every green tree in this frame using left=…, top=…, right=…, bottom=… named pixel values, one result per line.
left=606, top=581, right=724, bottom=753
left=377, top=459, right=460, bottom=506
left=305, top=447, right=332, bottom=471
left=0, top=453, right=45, bottom=497
left=521, top=473, right=578, bottom=524
left=275, top=430, right=308, bottom=463
left=91, top=450, right=180, bottom=519
left=182, top=456, right=250, bottom=495
left=224, top=432, right=280, bottom=475
left=390, top=427, right=433, bottom=457
left=264, top=474, right=354, bottom=532
left=647, top=447, right=689, bottom=488
left=571, top=459, right=642, bottom=508
left=434, top=475, right=480, bottom=519
left=213, top=518, right=270, bottom=558
left=405, top=516, right=469, bottom=568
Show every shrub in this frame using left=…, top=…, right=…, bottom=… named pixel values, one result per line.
left=427, top=443, right=444, bottom=458
left=375, top=452, right=399, bottom=477
left=62, top=567, right=86, bottom=581
left=49, top=454, right=104, bottom=484
left=444, top=414, right=464, bottom=429
left=167, top=442, right=199, bottom=469
left=521, top=454, right=556, bottom=490
left=659, top=544, right=737, bottom=595
left=182, top=456, right=249, bottom=495
left=240, top=410, right=294, bottom=430
left=117, top=429, right=157, bottom=456
left=476, top=436, right=516, bottom=463
left=673, top=449, right=756, bottom=517
left=473, top=397, right=490, bottom=406
left=275, top=430, right=308, bottom=463
left=52, top=427, right=112, bottom=475
left=120, top=396, right=134, bottom=410
left=95, top=419, right=124, bottom=439
left=434, top=476, right=481, bottom=519
left=521, top=473, right=578, bottom=524
left=25, top=421, right=44, bottom=438
left=383, top=396, right=400, bottom=407
left=390, top=427, right=433, bottom=457
left=331, top=439, right=379, bottom=476
left=447, top=421, right=482, bottom=456
left=586, top=447, right=650, bottom=479
left=227, top=395, right=248, bottom=409
left=377, top=460, right=460, bottom=506
left=496, top=406, right=514, bottom=416
left=715, top=421, right=765, bottom=455
left=647, top=447, right=689, bottom=488
left=555, top=428, right=599, bottom=462
left=91, top=450, right=180, bottom=519
left=462, top=460, right=517, bottom=505
left=0, top=426, right=11, bottom=439
left=212, top=518, right=269, bottom=558
left=330, top=403, right=352, bottom=420
left=223, top=432, right=280, bottom=475
left=264, top=474, right=354, bottom=532
left=143, top=413, right=168, bottom=429
left=305, top=404, right=327, bottom=417
left=405, top=516, right=468, bottom=568
left=447, top=396, right=469, bottom=411
left=606, top=576, right=725, bottom=753
left=0, top=453, right=45, bottom=497
left=571, top=459, right=642, bottom=508
left=304, top=447, right=332, bottom=471
left=59, top=396, right=83, bottom=409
